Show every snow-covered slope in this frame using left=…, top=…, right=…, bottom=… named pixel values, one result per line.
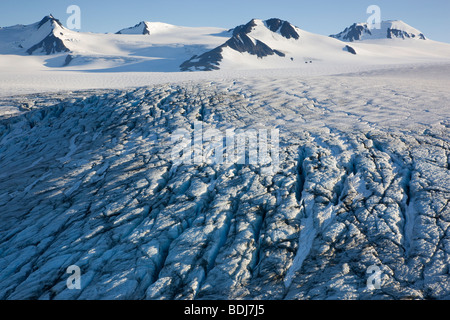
left=331, top=20, right=427, bottom=42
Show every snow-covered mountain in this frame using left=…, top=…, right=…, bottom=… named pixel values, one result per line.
left=330, top=20, right=427, bottom=42
left=1, top=65, right=450, bottom=300
left=116, top=21, right=178, bottom=35
left=117, top=21, right=152, bottom=35
left=0, top=15, right=70, bottom=55
left=181, top=18, right=358, bottom=71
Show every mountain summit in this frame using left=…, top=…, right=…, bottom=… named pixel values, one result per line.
left=330, top=20, right=426, bottom=41
left=116, top=21, right=152, bottom=35
left=26, top=15, right=70, bottom=55
left=0, top=14, right=70, bottom=55
left=116, top=21, right=177, bottom=35
left=1, top=15, right=448, bottom=72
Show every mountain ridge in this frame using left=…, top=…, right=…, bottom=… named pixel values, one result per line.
left=180, top=18, right=357, bottom=71
left=1, top=15, right=449, bottom=72
left=116, top=21, right=151, bottom=35
left=116, top=21, right=179, bottom=35
left=330, top=20, right=427, bottom=41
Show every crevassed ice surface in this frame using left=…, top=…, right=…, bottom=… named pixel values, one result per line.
left=0, top=70, right=449, bottom=300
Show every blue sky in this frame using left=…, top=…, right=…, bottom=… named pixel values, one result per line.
left=1, top=0, right=450, bottom=42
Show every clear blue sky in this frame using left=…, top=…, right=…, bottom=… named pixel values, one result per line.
left=1, top=0, right=450, bottom=42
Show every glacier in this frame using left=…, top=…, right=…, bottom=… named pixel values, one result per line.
left=0, top=66, right=449, bottom=300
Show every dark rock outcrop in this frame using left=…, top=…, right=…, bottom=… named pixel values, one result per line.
left=265, top=18, right=300, bottom=40
left=344, top=45, right=357, bottom=55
